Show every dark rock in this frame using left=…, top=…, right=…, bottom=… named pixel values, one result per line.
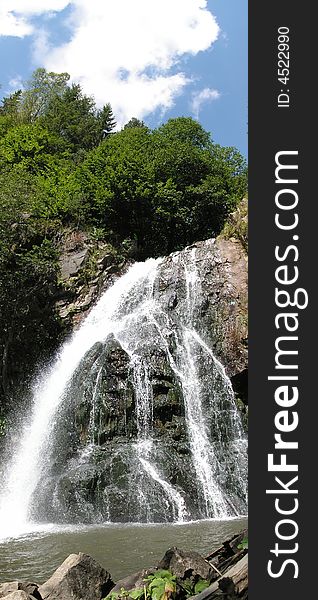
left=19, top=585, right=41, bottom=600
left=158, top=547, right=212, bottom=581
left=231, top=369, right=248, bottom=406
left=38, top=553, right=114, bottom=600
left=168, top=293, right=178, bottom=310
left=110, top=569, right=155, bottom=595
left=60, top=249, right=89, bottom=280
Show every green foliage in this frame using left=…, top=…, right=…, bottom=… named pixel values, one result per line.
left=238, top=536, right=248, bottom=550
left=106, top=571, right=177, bottom=600
left=0, top=67, right=247, bottom=409
left=179, top=576, right=210, bottom=597
left=0, top=165, right=63, bottom=405
left=194, top=580, right=210, bottom=594
left=124, top=117, right=147, bottom=129
left=129, top=589, right=145, bottom=600
left=105, top=571, right=211, bottom=600
left=62, top=125, right=154, bottom=245
left=19, top=68, right=70, bottom=123
left=0, top=90, right=23, bottom=118
left=41, top=83, right=101, bottom=152
left=221, top=198, right=248, bottom=251
left=0, top=90, right=23, bottom=132
left=63, top=116, right=247, bottom=256
left=145, top=571, right=177, bottom=600
left=107, top=588, right=145, bottom=600
left=99, top=102, right=117, bottom=134
left=0, top=123, right=65, bottom=173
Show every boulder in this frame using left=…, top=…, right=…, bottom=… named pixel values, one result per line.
left=38, top=553, right=114, bottom=600
left=0, top=583, right=41, bottom=600
left=110, top=569, right=155, bottom=595
left=18, top=584, right=41, bottom=600
left=158, top=547, right=212, bottom=581
left=0, top=592, right=29, bottom=600
left=0, top=584, right=19, bottom=598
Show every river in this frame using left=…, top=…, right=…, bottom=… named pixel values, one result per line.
left=0, top=518, right=247, bottom=583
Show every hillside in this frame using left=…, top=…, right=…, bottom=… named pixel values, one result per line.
left=0, top=68, right=247, bottom=434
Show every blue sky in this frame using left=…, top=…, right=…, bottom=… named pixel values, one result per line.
left=0, top=0, right=247, bottom=157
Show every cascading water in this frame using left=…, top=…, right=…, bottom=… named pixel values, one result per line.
left=0, top=241, right=247, bottom=538
left=131, top=358, right=187, bottom=522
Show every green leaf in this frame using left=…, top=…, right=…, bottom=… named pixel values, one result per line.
left=129, top=589, right=144, bottom=599
left=238, top=536, right=248, bottom=550
left=150, top=585, right=165, bottom=600
left=194, top=580, right=210, bottom=594
left=156, top=570, right=175, bottom=580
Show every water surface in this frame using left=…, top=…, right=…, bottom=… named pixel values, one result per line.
left=0, top=518, right=247, bottom=583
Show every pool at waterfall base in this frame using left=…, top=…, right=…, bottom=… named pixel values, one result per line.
left=0, top=518, right=247, bottom=583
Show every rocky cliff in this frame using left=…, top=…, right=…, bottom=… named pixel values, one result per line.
left=57, top=234, right=247, bottom=382
left=29, top=234, right=247, bottom=524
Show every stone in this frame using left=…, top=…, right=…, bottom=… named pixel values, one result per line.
left=110, top=569, right=155, bottom=595
left=0, top=583, right=41, bottom=600
left=158, top=547, right=212, bottom=581
left=60, top=249, right=89, bottom=280
left=38, top=553, right=114, bottom=600
left=0, top=584, right=19, bottom=598
left=0, top=593, right=29, bottom=600
left=19, top=584, right=41, bottom=600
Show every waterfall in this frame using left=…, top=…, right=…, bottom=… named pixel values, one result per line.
left=0, top=243, right=247, bottom=537
left=0, top=260, right=160, bottom=537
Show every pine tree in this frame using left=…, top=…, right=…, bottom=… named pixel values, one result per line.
left=98, top=103, right=117, bottom=137
left=0, top=90, right=22, bottom=117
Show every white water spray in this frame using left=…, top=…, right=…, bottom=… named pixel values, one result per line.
left=0, top=260, right=159, bottom=538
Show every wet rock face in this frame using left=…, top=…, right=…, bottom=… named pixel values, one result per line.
left=34, top=336, right=191, bottom=523
left=153, top=238, right=247, bottom=379
left=33, top=237, right=247, bottom=524
left=63, top=336, right=186, bottom=447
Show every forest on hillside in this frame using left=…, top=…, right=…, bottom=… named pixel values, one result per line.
left=0, top=68, right=247, bottom=428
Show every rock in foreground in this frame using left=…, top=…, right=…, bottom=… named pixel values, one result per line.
left=38, top=553, right=114, bottom=600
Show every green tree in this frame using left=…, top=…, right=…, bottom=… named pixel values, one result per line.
left=62, top=117, right=247, bottom=256
left=151, top=118, right=212, bottom=190
left=0, top=91, right=23, bottom=136
left=63, top=125, right=154, bottom=249
left=20, top=68, right=70, bottom=123
left=149, top=118, right=247, bottom=250
left=0, top=122, right=65, bottom=174
left=0, top=90, right=22, bottom=118
left=98, top=103, right=117, bottom=136
left=0, top=167, right=62, bottom=405
left=42, top=83, right=101, bottom=152
left=124, top=117, right=147, bottom=129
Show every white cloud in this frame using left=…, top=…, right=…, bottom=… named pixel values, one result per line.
left=0, top=10, right=31, bottom=37
left=191, top=87, right=220, bottom=119
left=0, top=1, right=70, bottom=36
left=1, top=0, right=220, bottom=125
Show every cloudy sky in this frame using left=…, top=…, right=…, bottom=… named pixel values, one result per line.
left=0, top=0, right=247, bottom=156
